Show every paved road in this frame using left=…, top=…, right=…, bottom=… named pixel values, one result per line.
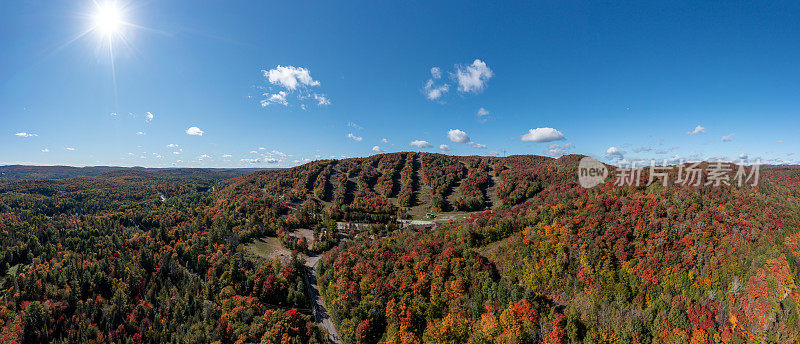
left=304, top=255, right=342, bottom=344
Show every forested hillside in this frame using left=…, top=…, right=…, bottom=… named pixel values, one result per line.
left=1, top=153, right=798, bottom=343
left=0, top=165, right=271, bottom=181
left=316, top=157, right=800, bottom=343
left=0, top=170, right=325, bottom=343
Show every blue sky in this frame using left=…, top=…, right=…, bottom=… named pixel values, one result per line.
left=1, top=0, right=799, bottom=167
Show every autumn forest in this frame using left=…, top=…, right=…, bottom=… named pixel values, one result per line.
left=1, top=153, right=799, bottom=344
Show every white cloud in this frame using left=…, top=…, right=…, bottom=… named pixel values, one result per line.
left=454, top=59, right=493, bottom=93
left=410, top=140, right=432, bottom=148
left=264, top=157, right=279, bottom=164
left=633, top=146, right=651, bottom=153
left=136, top=131, right=145, bottom=135
left=381, top=138, right=389, bottom=143
left=198, top=154, right=211, bottom=161
left=167, top=144, right=179, bottom=148
left=424, top=79, right=449, bottom=101
left=111, top=112, right=118, bottom=116
left=372, top=145, right=384, bottom=153
left=777, top=140, right=785, bottom=144
left=65, top=147, right=76, bottom=151
left=446, top=129, right=486, bottom=148
left=41, top=148, right=49, bottom=153
left=422, top=60, right=492, bottom=100
left=145, top=111, right=154, bottom=122
left=430, top=67, right=442, bottom=79
left=186, top=126, right=204, bottom=136
left=687, top=125, right=706, bottom=135
left=546, top=143, right=574, bottom=156
left=258, top=66, right=329, bottom=107
left=241, top=158, right=260, bottom=164
left=173, top=151, right=180, bottom=155
left=722, top=133, right=735, bottom=142
left=423, top=66, right=450, bottom=101
left=477, top=107, right=492, bottom=122
left=347, top=133, right=363, bottom=142
left=263, top=65, right=319, bottom=90
left=271, top=150, right=287, bottom=157
left=687, top=153, right=704, bottom=161
left=447, top=129, right=470, bottom=143
left=314, top=93, right=331, bottom=106
left=261, top=91, right=288, bottom=106
left=606, top=146, right=625, bottom=160
left=521, top=128, right=565, bottom=142
left=348, top=121, right=363, bottom=130
left=439, top=144, right=450, bottom=151
left=15, top=132, right=37, bottom=137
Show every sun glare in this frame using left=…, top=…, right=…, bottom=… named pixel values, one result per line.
left=93, top=2, right=124, bottom=37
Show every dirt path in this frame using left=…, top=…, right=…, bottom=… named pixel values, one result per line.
left=304, top=255, right=342, bottom=344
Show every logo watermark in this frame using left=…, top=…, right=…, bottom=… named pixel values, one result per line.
left=578, top=157, right=761, bottom=188
left=578, top=157, right=608, bottom=188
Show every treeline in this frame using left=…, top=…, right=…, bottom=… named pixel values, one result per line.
left=0, top=172, right=326, bottom=343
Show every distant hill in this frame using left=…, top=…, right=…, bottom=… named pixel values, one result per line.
left=0, top=164, right=280, bottom=180
left=217, top=152, right=584, bottom=222
left=216, top=152, right=781, bottom=222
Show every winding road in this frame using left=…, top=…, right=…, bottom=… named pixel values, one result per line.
left=304, top=254, right=342, bottom=344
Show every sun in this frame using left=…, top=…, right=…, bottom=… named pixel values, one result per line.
left=92, top=2, right=125, bottom=37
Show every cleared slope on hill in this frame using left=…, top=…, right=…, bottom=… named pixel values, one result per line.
left=311, top=156, right=800, bottom=343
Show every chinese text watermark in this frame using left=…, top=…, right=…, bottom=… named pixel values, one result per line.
left=578, top=157, right=760, bottom=188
